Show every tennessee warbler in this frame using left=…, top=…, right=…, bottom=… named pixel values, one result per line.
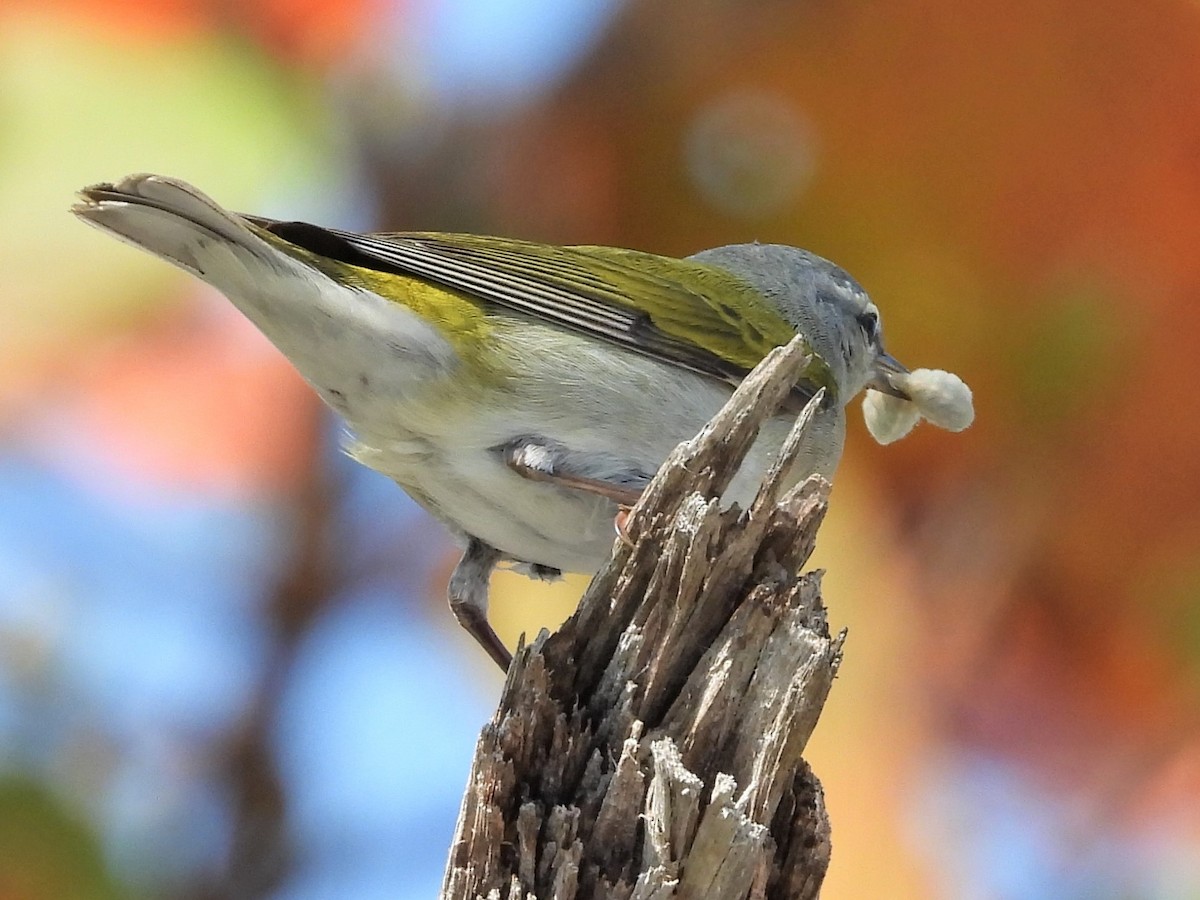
left=73, top=174, right=973, bottom=670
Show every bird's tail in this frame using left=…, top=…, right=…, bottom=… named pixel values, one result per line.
left=71, top=174, right=294, bottom=292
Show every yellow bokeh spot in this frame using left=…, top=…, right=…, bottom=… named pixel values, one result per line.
left=488, top=568, right=591, bottom=653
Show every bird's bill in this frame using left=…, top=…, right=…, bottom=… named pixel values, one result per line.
left=869, top=351, right=911, bottom=399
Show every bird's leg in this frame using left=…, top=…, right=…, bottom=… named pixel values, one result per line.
left=501, top=438, right=645, bottom=506
left=447, top=538, right=511, bottom=671
left=502, top=438, right=646, bottom=549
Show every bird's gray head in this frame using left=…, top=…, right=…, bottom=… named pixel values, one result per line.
left=688, top=243, right=904, bottom=404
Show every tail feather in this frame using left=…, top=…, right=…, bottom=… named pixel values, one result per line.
left=71, top=173, right=459, bottom=413
left=71, top=174, right=275, bottom=285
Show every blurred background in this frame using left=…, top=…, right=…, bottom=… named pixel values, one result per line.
left=2, top=0, right=1199, bottom=897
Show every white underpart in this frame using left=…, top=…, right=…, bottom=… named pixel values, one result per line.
left=350, top=323, right=848, bottom=574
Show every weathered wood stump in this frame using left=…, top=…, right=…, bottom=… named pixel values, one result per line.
left=442, top=336, right=843, bottom=900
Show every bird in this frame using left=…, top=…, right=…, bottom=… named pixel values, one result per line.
left=72, top=174, right=972, bottom=670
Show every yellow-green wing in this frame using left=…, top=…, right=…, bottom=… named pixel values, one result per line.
left=245, top=217, right=826, bottom=398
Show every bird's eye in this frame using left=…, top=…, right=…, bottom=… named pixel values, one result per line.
left=857, top=310, right=880, bottom=341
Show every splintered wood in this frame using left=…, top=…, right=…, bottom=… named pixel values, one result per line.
left=441, top=336, right=843, bottom=900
